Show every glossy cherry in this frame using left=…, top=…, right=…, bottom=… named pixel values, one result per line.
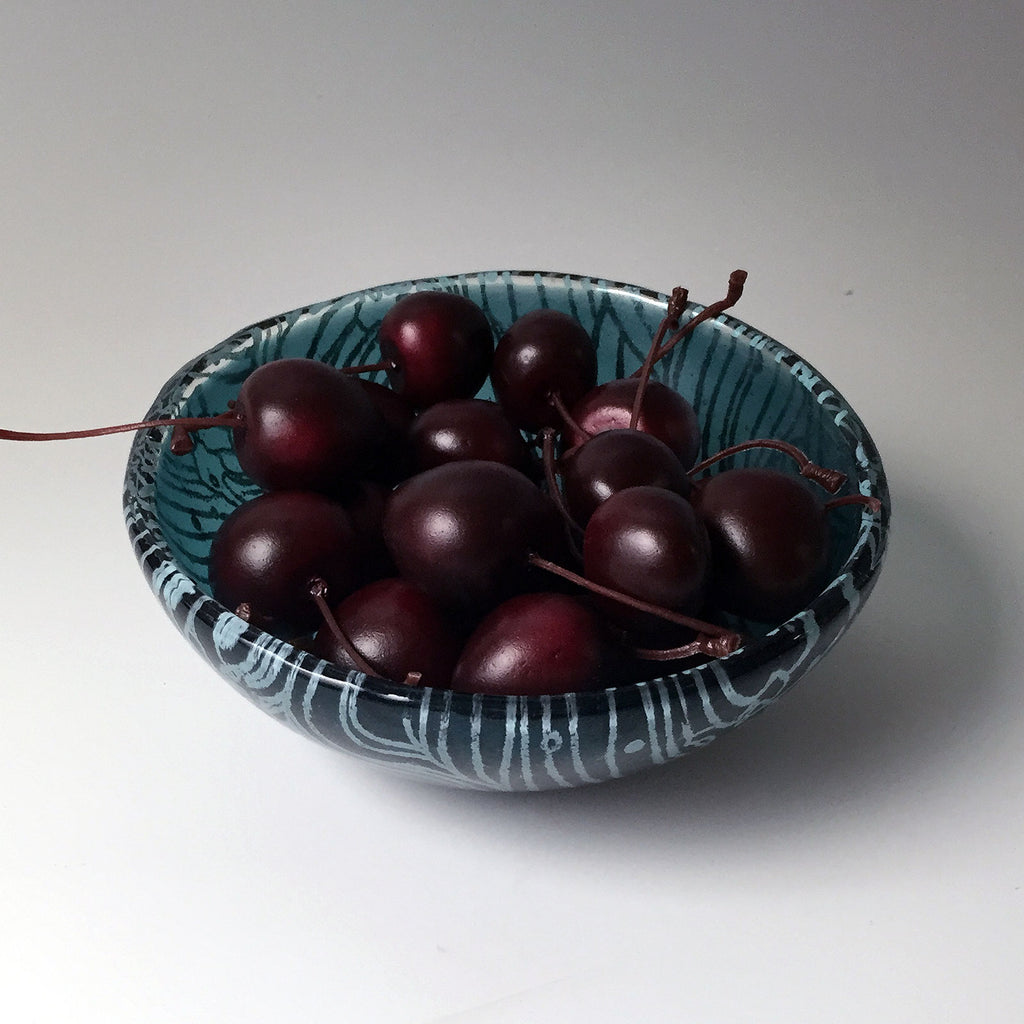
left=555, top=271, right=746, bottom=468
left=581, top=485, right=711, bottom=638
left=566, top=377, right=702, bottom=468
left=408, top=398, right=533, bottom=476
left=370, top=291, right=495, bottom=408
left=689, top=466, right=880, bottom=622
left=312, top=577, right=461, bottom=688
left=382, top=459, right=566, bottom=615
left=559, top=428, right=691, bottom=527
left=229, top=358, right=383, bottom=492
left=490, top=308, right=598, bottom=431
left=209, top=490, right=361, bottom=634
left=450, top=592, right=608, bottom=696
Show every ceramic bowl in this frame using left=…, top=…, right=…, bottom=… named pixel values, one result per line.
left=123, top=270, right=889, bottom=791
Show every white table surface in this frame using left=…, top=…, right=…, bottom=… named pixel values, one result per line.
left=2, top=3, right=1022, bottom=1021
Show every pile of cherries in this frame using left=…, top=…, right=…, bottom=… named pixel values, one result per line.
left=2, top=272, right=879, bottom=697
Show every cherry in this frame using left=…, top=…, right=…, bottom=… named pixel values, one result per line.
left=682, top=436, right=874, bottom=621
left=566, top=377, right=702, bottom=468
left=311, top=577, right=461, bottom=688
left=408, top=398, right=533, bottom=476
left=689, top=467, right=879, bottom=622
left=381, top=459, right=565, bottom=615
left=581, top=485, right=711, bottom=639
left=228, top=358, right=383, bottom=492
left=558, top=428, right=691, bottom=527
left=1, top=357, right=384, bottom=496
left=351, top=291, right=495, bottom=408
left=450, top=592, right=608, bottom=696
left=490, top=308, right=598, bottom=431
left=554, top=271, right=745, bottom=468
left=209, top=490, right=361, bottom=634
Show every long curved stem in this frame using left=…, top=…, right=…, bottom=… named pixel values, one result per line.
left=629, top=286, right=688, bottom=430
left=631, top=269, right=747, bottom=374
left=0, top=410, right=239, bottom=444
left=308, top=578, right=380, bottom=677
left=526, top=553, right=742, bottom=651
left=548, top=390, right=590, bottom=439
left=540, top=428, right=583, bottom=537
left=688, top=438, right=847, bottom=493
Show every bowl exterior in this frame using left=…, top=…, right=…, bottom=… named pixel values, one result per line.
left=124, top=270, right=889, bottom=791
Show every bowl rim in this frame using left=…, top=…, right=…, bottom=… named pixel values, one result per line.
left=124, top=268, right=890, bottom=716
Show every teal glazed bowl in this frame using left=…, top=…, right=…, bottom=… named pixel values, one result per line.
left=123, top=271, right=889, bottom=791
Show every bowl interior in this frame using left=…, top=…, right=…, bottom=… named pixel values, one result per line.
left=148, top=271, right=879, bottom=641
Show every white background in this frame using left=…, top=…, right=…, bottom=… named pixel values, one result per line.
left=1, top=2, right=1022, bottom=1021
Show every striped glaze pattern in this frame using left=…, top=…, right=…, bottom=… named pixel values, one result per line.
left=123, top=270, right=889, bottom=790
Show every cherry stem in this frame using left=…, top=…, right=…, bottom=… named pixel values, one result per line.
left=540, top=428, right=582, bottom=536
left=631, top=269, right=747, bottom=374
left=629, top=285, right=688, bottom=430
left=0, top=409, right=240, bottom=446
left=632, top=634, right=742, bottom=661
left=341, top=360, right=395, bottom=376
left=539, top=428, right=584, bottom=565
left=526, top=553, right=742, bottom=652
left=308, top=578, right=380, bottom=677
left=823, top=493, right=883, bottom=513
left=688, top=438, right=847, bottom=493
left=548, top=390, right=590, bottom=439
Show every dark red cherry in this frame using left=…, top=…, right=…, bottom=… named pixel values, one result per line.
left=567, top=377, right=701, bottom=468
left=490, top=309, right=598, bottom=431
left=376, top=291, right=495, bottom=408
left=559, top=428, right=691, bottom=526
left=450, top=592, right=608, bottom=696
left=409, top=398, right=533, bottom=475
left=690, top=467, right=829, bottom=622
left=231, top=359, right=383, bottom=492
left=209, top=490, right=360, bottom=634
left=382, top=460, right=565, bottom=614
left=313, top=577, right=461, bottom=688
left=582, top=485, right=710, bottom=637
